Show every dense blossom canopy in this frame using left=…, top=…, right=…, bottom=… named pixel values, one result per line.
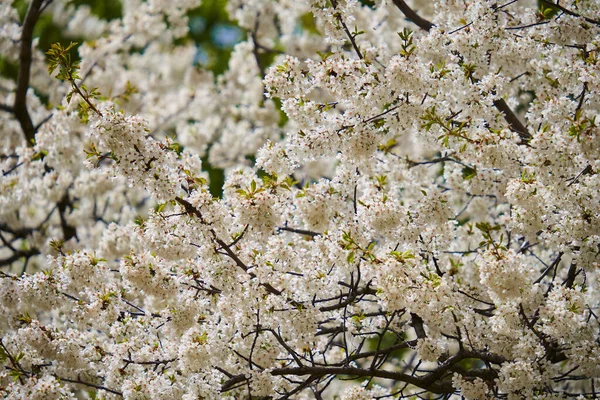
left=1, top=0, right=599, bottom=398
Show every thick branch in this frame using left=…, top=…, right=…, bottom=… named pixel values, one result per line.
left=411, top=312, right=427, bottom=339
left=250, top=13, right=266, bottom=79
left=270, top=366, right=453, bottom=394
left=391, top=0, right=435, bottom=31
left=0, top=103, right=14, bottom=113
left=221, top=347, right=502, bottom=395
left=14, top=0, right=45, bottom=146
left=492, top=99, right=532, bottom=143
left=278, top=226, right=321, bottom=238
left=57, top=194, right=77, bottom=241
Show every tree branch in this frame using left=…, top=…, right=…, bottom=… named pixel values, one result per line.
left=14, top=0, right=46, bottom=146
left=278, top=226, right=321, bottom=238
left=0, top=103, right=14, bottom=113
left=270, top=366, right=453, bottom=394
left=539, top=0, right=600, bottom=26
left=391, top=0, right=435, bottom=31
left=492, top=99, right=532, bottom=143
left=0, top=248, right=40, bottom=268
left=54, top=375, right=123, bottom=397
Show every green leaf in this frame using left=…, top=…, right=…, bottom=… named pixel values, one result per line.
left=169, top=142, right=184, bottom=155
left=461, top=166, right=477, bottom=180
left=134, top=215, right=145, bottom=226
left=9, top=369, right=23, bottom=382
left=32, top=150, right=48, bottom=161
left=317, top=51, right=334, bottom=61
left=390, top=250, right=415, bottom=262
left=347, top=251, right=355, bottom=264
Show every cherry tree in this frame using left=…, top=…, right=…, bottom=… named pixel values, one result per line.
left=1, top=0, right=599, bottom=398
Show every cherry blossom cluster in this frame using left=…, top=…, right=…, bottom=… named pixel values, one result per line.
left=1, top=0, right=599, bottom=398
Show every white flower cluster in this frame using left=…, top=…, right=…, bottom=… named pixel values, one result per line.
left=1, top=0, right=600, bottom=398
left=87, top=105, right=183, bottom=201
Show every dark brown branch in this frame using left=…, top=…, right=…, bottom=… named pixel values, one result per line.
left=411, top=313, right=426, bottom=339
left=331, top=0, right=364, bottom=59
left=265, top=328, right=306, bottom=367
left=0, top=103, right=14, bottom=113
left=34, top=112, right=53, bottom=131
left=2, top=161, right=25, bottom=176
left=407, top=155, right=470, bottom=168
left=278, top=375, right=318, bottom=399
left=122, top=356, right=176, bottom=370
left=14, top=0, right=45, bottom=146
left=574, top=82, right=587, bottom=117
left=566, top=164, right=593, bottom=187
left=0, top=248, right=40, bottom=268
left=505, top=20, right=551, bottom=30
left=492, top=99, right=532, bottom=143
left=534, top=252, right=563, bottom=284
left=457, top=289, right=495, bottom=307
left=563, top=262, right=578, bottom=289
left=221, top=373, right=248, bottom=392
left=349, top=341, right=416, bottom=363
left=278, top=226, right=321, bottom=238
left=175, top=196, right=206, bottom=222
left=215, top=229, right=285, bottom=297
left=55, top=375, right=123, bottom=397
left=518, top=304, right=566, bottom=363
left=364, top=105, right=401, bottom=124
left=391, top=0, right=435, bottom=31
left=270, top=365, right=453, bottom=394
left=250, top=13, right=266, bottom=79
left=228, top=224, right=249, bottom=247
left=175, top=196, right=289, bottom=298
left=57, top=194, right=77, bottom=241
left=539, top=0, right=600, bottom=26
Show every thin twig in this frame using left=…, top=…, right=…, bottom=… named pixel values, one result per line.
left=331, top=0, right=364, bottom=59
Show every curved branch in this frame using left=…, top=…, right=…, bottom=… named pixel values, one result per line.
left=270, top=366, right=453, bottom=394
left=539, top=0, right=600, bottom=26
left=391, top=0, right=435, bottom=31
left=14, top=0, right=46, bottom=146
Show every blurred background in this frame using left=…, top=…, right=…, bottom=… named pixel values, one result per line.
left=2, top=0, right=243, bottom=76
